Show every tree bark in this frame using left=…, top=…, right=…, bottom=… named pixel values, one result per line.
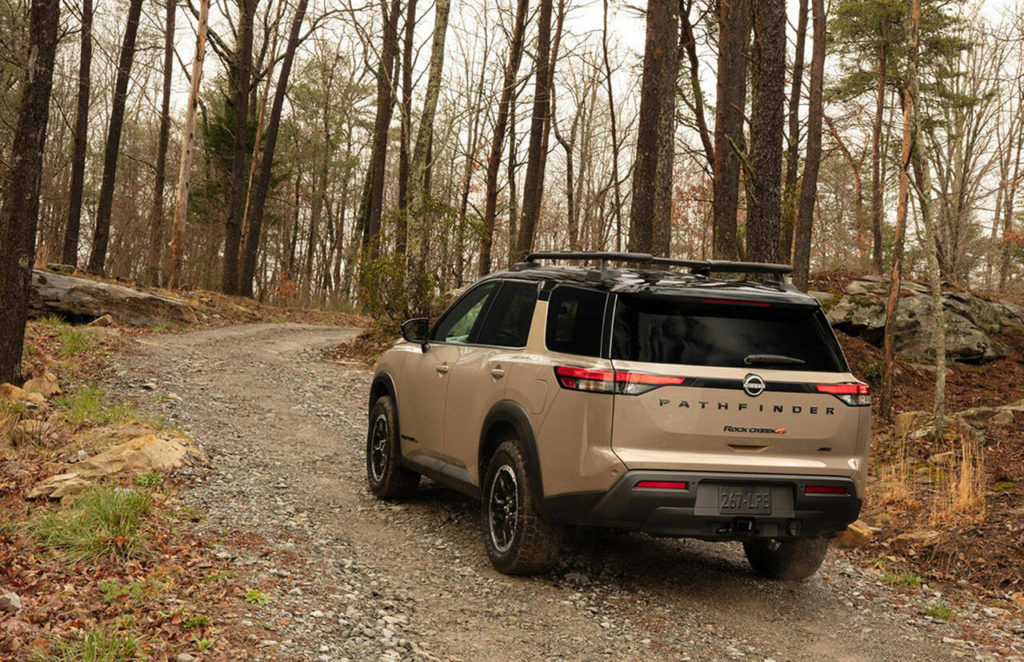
left=792, top=0, right=825, bottom=288
left=602, top=0, right=625, bottom=251
left=0, top=0, right=60, bottom=384
left=745, top=0, right=786, bottom=264
left=513, top=0, right=557, bottom=262
left=61, top=0, right=92, bottom=268
left=146, top=0, right=177, bottom=286
left=86, top=0, right=144, bottom=276
left=167, top=0, right=211, bottom=289
left=870, top=28, right=888, bottom=273
left=479, top=0, right=529, bottom=276
left=240, top=0, right=309, bottom=297
left=629, top=0, right=681, bottom=256
left=396, top=0, right=417, bottom=255
left=680, top=0, right=714, bottom=171
left=780, top=0, right=808, bottom=262
left=222, top=0, right=258, bottom=294
left=712, top=0, right=749, bottom=260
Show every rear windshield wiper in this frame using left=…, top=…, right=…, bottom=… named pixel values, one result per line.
left=744, top=354, right=806, bottom=367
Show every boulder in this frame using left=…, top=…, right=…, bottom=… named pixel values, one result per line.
left=892, top=529, right=942, bottom=548
left=29, top=269, right=197, bottom=327
left=0, top=383, right=47, bottom=407
left=0, top=592, right=21, bottom=612
left=28, top=433, right=206, bottom=500
left=826, top=277, right=1017, bottom=363
left=22, top=366, right=60, bottom=397
left=833, top=520, right=873, bottom=549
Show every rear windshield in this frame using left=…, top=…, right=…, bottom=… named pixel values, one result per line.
left=612, top=296, right=847, bottom=372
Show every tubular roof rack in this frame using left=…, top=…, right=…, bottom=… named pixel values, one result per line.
left=521, top=251, right=793, bottom=280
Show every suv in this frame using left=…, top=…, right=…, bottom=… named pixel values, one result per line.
left=366, top=252, right=870, bottom=579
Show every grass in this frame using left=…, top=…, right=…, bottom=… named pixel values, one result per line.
left=36, top=314, right=68, bottom=328
left=134, top=471, right=164, bottom=488
left=36, top=625, right=138, bottom=662
left=57, top=327, right=93, bottom=355
left=924, top=602, right=953, bottom=620
left=193, top=637, right=214, bottom=651
left=882, top=570, right=923, bottom=587
left=244, top=588, right=270, bottom=605
left=29, top=485, right=153, bottom=562
left=98, top=578, right=160, bottom=605
left=184, top=614, right=210, bottom=630
left=54, top=387, right=139, bottom=428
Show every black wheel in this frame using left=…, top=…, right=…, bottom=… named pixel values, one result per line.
left=743, top=537, right=829, bottom=580
left=366, top=396, right=419, bottom=500
left=482, top=440, right=560, bottom=575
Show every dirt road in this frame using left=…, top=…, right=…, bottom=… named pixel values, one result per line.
left=117, top=324, right=1006, bottom=661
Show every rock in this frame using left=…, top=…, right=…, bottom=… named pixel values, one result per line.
left=176, top=654, right=196, bottom=662
left=992, top=409, right=1015, bottom=425
left=29, top=433, right=206, bottom=500
left=87, top=314, right=116, bottom=327
left=0, top=383, right=47, bottom=407
left=927, top=451, right=955, bottom=467
left=833, top=520, right=873, bottom=549
left=22, top=366, right=60, bottom=397
left=0, top=592, right=21, bottom=612
left=29, top=269, right=197, bottom=327
left=892, top=529, right=942, bottom=548
left=9, top=420, right=50, bottom=446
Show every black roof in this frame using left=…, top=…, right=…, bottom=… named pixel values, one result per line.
left=480, top=252, right=819, bottom=307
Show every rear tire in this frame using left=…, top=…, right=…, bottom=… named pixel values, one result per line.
left=482, top=440, right=561, bottom=575
left=743, top=537, right=829, bottom=580
left=366, top=396, right=419, bottom=500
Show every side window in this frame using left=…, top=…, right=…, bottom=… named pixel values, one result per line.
left=476, top=281, right=539, bottom=347
left=545, top=286, right=607, bottom=357
left=430, top=282, right=498, bottom=344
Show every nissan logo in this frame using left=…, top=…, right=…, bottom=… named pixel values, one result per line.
left=743, top=374, right=766, bottom=397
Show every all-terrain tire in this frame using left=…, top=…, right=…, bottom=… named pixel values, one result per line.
left=482, top=440, right=561, bottom=575
left=743, top=537, right=830, bottom=580
left=366, top=396, right=419, bottom=500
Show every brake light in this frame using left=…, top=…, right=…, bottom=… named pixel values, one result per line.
left=554, top=367, right=685, bottom=395
left=699, top=297, right=771, bottom=307
left=805, top=484, right=848, bottom=495
left=816, top=382, right=871, bottom=406
left=636, top=480, right=689, bottom=490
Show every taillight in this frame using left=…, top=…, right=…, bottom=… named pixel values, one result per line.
left=699, top=297, right=771, bottom=307
left=554, top=367, right=685, bottom=395
left=635, top=480, right=689, bottom=490
left=805, top=484, right=848, bottom=495
left=816, top=382, right=871, bottom=406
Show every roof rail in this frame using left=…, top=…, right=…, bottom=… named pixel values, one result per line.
left=650, top=258, right=793, bottom=277
left=522, top=251, right=655, bottom=276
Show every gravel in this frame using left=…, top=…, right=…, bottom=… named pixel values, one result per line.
left=113, top=323, right=1024, bottom=661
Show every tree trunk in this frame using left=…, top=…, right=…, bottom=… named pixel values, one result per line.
left=870, top=29, right=888, bottom=273
left=712, top=0, right=749, bottom=260
left=167, top=0, right=210, bottom=289
left=745, top=0, right=786, bottom=264
left=514, top=0, right=557, bottom=262
left=680, top=0, right=714, bottom=171
left=602, top=0, right=625, bottom=251
left=222, top=0, right=257, bottom=294
left=629, top=0, right=681, bottom=256
left=792, top=0, right=824, bottom=288
left=406, top=0, right=452, bottom=314
left=359, top=0, right=402, bottom=258
left=0, top=0, right=60, bottom=384
left=879, top=8, right=919, bottom=421
left=61, top=0, right=92, bottom=268
left=86, top=0, right=144, bottom=276
left=240, top=0, right=309, bottom=297
left=396, top=0, right=417, bottom=255
left=1000, top=117, right=1022, bottom=292
left=479, top=0, right=530, bottom=276
left=780, top=0, right=808, bottom=262
left=145, top=0, right=177, bottom=286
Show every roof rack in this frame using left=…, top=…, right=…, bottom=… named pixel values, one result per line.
left=521, top=251, right=793, bottom=281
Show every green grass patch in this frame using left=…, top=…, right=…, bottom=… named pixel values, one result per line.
left=993, top=481, right=1016, bottom=491
left=244, top=588, right=270, bottom=605
left=98, top=577, right=160, bottom=605
left=36, top=314, right=69, bottom=328
left=53, top=387, right=139, bottom=427
left=57, top=327, right=93, bottom=355
left=193, top=636, right=214, bottom=651
left=882, top=570, right=923, bottom=587
left=0, top=400, right=28, bottom=417
left=200, top=571, right=233, bottom=584
left=185, top=614, right=210, bottom=630
left=924, top=602, right=953, bottom=620
left=35, top=625, right=138, bottom=662
left=29, top=485, right=153, bottom=562
left=134, top=471, right=164, bottom=488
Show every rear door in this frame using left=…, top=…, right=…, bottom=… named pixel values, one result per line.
left=608, top=294, right=868, bottom=477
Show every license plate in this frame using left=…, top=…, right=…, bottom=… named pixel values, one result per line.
left=718, top=485, right=772, bottom=515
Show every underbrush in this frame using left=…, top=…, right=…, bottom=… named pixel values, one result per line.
left=36, top=625, right=139, bottom=662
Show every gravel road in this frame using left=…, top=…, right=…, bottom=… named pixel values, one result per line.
left=115, top=323, right=1020, bottom=661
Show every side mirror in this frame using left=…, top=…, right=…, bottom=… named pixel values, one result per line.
left=401, top=318, right=429, bottom=348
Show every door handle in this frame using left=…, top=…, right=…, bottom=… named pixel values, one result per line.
left=490, top=367, right=505, bottom=379
left=436, top=364, right=450, bottom=375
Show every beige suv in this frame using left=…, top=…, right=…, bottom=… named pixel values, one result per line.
left=366, top=252, right=870, bottom=579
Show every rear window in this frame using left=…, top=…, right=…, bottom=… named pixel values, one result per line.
left=546, top=286, right=607, bottom=357
left=611, top=296, right=846, bottom=372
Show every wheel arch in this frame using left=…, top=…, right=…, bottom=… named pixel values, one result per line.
left=369, top=371, right=406, bottom=465
left=479, top=401, right=543, bottom=502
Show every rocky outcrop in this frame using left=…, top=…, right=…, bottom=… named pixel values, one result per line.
left=823, top=276, right=1022, bottom=363
left=29, top=269, right=197, bottom=327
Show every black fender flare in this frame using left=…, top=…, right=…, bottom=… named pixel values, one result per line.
left=479, top=400, right=544, bottom=503
left=369, top=372, right=406, bottom=465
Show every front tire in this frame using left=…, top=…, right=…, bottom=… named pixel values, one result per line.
left=482, top=440, right=561, bottom=575
left=743, top=537, right=829, bottom=580
left=366, top=396, right=419, bottom=500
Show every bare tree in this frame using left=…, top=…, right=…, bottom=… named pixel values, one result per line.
left=61, top=0, right=92, bottom=268
left=780, top=0, right=808, bottom=261
left=792, top=0, right=825, bottom=287
left=145, top=0, right=178, bottom=286
left=712, top=0, right=749, bottom=260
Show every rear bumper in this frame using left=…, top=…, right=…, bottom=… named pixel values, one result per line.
left=541, top=470, right=861, bottom=540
